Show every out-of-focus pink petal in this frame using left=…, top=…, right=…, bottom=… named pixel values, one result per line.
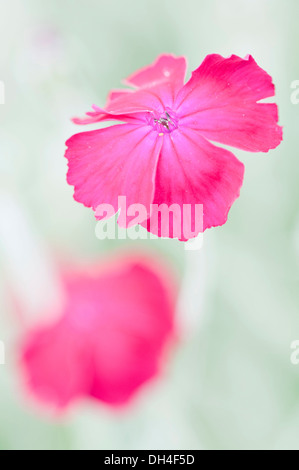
left=175, top=54, right=282, bottom=152
left=65, top=124, right=162, bottom=225
left=86, top=260, right=175, bottom=405
left=20, top=256, right=176, bottom=410
left=21, top=318, right=92, bottom=409
left=142, top=127, right=244, bottom=239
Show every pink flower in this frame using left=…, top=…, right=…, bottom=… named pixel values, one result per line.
left=65, top=54, right=282, bottom=240
left=20, top=255, right=176, bottom=410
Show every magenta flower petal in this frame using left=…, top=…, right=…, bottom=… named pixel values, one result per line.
left=73, top=54, right=187, bottom=122
left=175, top=54, right=282, bottom=152
left=66, top=124, right=162, bottom=224
left=125, top=54, right=186, bottom=89
left=125, top=53, right=187, bottom=104
left=142, top=128, right=244, bottom=239
left=73, top=90, right=146, bottom=125
left=104, top=86, right=166, bottom=115
left=20, top=256, right=176, bottom=410
left=72, top=106, right=144, bottom=126
left=106, top=89, right=134, bottom=104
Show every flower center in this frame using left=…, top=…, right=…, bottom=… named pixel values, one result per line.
left=148, top=108, right=179, bottom=134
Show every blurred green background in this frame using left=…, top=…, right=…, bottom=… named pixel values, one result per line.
left=0, top=0, right=298, bottom=450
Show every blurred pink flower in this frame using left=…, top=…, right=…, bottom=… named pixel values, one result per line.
left=65, top=54, right=282, bottom=240
left=20, top=255, right=176, bottom=410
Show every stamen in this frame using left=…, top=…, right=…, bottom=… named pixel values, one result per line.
left=149, top=109, right=179, bottom=134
